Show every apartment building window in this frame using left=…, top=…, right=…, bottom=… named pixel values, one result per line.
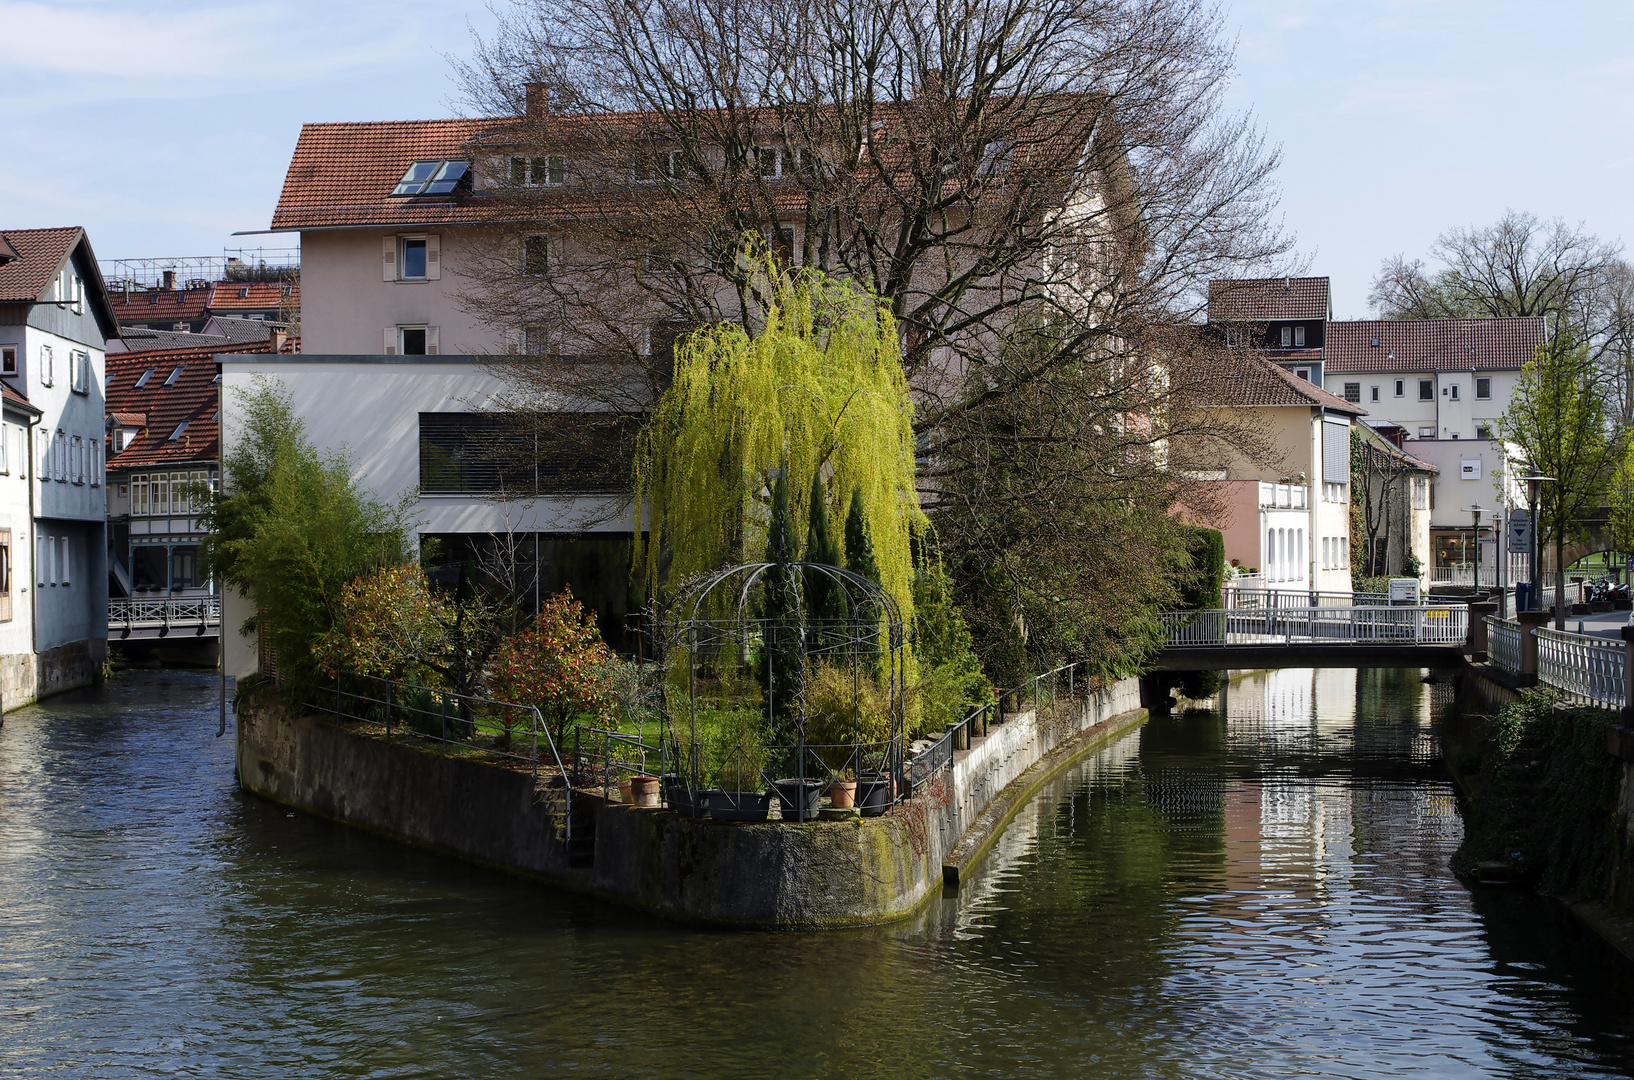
left=1413, top=476, right=1429, bottom=510
left=1449, top=383, right=1460, bottom=400
left=151, top=472, right=170, bottom=515
left=70, top=436, right=83, bottom=484
left=420, top=412, right=636, bottom=495
left=1476, top=423, right=1493, bottom=439
left=70, top=350, right=90, bottom=394
left=1281, top=326, right=1291, bottom=347
left=1394, top=379, right=1404, bottom=397
left=511, top=155, right=565, bottom=186
left=172, top=547, right=199, bottom=589
left=754, top=146, right=783, bottom=178
left=131, top=474, right=148, bottom=515
left=383, top=234, right=440, bottom=282
left=1419, top=425, right=1435, bottom=438
left=389, top=325, right=438, bottom=356
left=523, top=235, right=550, bottom=276
left=37, top=535, right=49, bottom=587
left=1418, top=379, right=1433, bottom=401
left=1476, top=377, right=1491, bottom=399
left=634, top=149, right=682, bottom=182
left=59, top=536, right=70, bottom=586
left=1343, top=383, right=1361, bottom=403
left=1370, top=385, right=1380, bottom=401
left=0, top=345, right=15, bottom=376
left=40, top=345, right=53, bottom=387
left=0, top=528, right=12, bottom=622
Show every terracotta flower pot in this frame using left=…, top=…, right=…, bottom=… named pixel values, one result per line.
left=618, top=777, right=634, bottom=804
left=828, top=779, right=857, bottom=809
left=630, top=775, right=661, bottom=808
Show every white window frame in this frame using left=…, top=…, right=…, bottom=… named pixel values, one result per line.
left=70, top=351, right=90, bottom=395
left=1394, top=379, right=1405, bottom=397
left=0, top=344, right=15, bottom=376
left=1449, top=383, right=1460, bottom=401
left=71, top=435, right=83, bottom=485
left=1280, top=326, right=1292, bottom=347
left=389, top=325, right=439, bottom=356
left=1370, top=385, right=1380, bottom=402
left=1294, top=326, right=1306, bottom=347
left=59, top=536, right=69, bottom=587
left=511, top=155, right=565, bottom=186
left=132, top=473, right=149, bottom=516
left=40, top=344, right=53, bottom=387
left=1476, top=377, right=1492, bottom=400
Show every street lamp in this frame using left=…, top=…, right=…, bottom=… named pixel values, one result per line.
left=1468, top=504, right=1484, bottom=592
left=1516, top=474, right=1554, bottom=612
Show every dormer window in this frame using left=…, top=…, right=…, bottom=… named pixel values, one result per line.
left=754, top=146, right=783, bottom=178
left=510, top=156, right=564, bottom=186
left=977, top=140, right=1013, bottom=175
left=1294, top=326, right=1305, bottom=347
left=635, top=149, right=682, bottom=182
left=389, top=159, right=469, bottom=197
left=1281, top=326, right=1291, bottom=347
left=238, top=286, right=249, bottom=299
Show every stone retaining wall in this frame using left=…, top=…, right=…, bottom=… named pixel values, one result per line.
left=235, top=678, right=1146, bottom=927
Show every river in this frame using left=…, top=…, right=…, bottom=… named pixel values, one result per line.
left=2, top=667, right=1632, bottom=1078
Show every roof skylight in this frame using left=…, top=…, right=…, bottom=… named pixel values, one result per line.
left=169, top=421, right=189, bottom=441
left=390, top=159, right=469, bottom=197
left=135, top=368, right=154, bottom=389
left=164, top=365, right=184, bottom=386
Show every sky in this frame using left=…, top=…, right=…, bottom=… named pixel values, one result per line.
left=3, top=0, right=1631, bottom=319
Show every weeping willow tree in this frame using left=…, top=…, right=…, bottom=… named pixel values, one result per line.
left=632, top=245, right=925, bottom=634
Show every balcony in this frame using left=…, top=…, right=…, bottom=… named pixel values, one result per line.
left=1258, top=482, right=1308, bottom=510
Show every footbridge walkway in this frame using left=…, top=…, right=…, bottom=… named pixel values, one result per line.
left=1155, top=603, right=1470, bottom=670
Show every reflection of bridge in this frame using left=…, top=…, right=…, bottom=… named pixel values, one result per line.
left=1155, top=604, right=1469, bottom=670
left=108, top=597, right=221, bottom=641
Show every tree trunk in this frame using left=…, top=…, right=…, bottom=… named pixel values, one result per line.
left=1555, top=531, right=1567, bottom=630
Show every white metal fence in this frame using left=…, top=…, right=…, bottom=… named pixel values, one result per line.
left=109, top=596, right=222, bottom=627
left=1160, top=604, right=1469, bottom=648
left=1223, top=588, right=1389, bottom=610
left=1485, top=616, right=1522, bottom=674
left=1535, top=626, right=1627, bottom=710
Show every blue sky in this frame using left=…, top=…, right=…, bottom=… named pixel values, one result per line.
left=4, top=0, right=1630, bottom=318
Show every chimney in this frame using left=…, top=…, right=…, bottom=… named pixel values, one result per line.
left=525, top=82, right=551, bottom=118
left=272, top=330, right=288, bottom=353
left=162, top=269, right=176, bottom=290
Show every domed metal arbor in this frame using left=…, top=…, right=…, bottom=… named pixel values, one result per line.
left=657, top=560, right=906, bottom=820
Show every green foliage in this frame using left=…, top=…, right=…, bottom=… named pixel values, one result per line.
left=673, top=706, right=769, bottom=791
left=756, top=473, right=803, bottom=734
left=843, top=488, right=880, bottom=586
left=911, top=565, right=994, bottom=738
left=631, top=242, right=925, bottom=635
left=1610, top=439, right=1634, bottom=557
left=1453, top=690, right=1622, bottom=897
left=804, top=661, right=892, bottom=772
left=1351, top=574, right=1390, bottom=596
left=803, top=470, right=845, bottom=627
left=200, top=379, right=412, bottom=687
left=1176, top=527, right=1225, bottom=610
left=489, top=586, right=619, bottom=745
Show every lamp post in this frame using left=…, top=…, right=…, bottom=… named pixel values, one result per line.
left=1517, top=474, right=1555, bottom=613
left=1468, top=504, right=1484, bottom=592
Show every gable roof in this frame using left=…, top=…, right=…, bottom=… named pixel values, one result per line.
left=1325, top=317, right=1545, bottom=374
left=2, top=382, right=40, bottom=417
left=1208, top=277, right=1331, bottom=322
left=0, top=226, right=120, bottom=339
left=1198, top=348, right=1365, bottom=415
left=109, top=284, right=214, bottom=326
left=272, top=118, right=500, bottom=231
left=208, top=280, right=297, bottom=312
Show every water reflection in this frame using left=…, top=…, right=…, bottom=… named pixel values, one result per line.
left=1, top=669, right=1631, bottom=1078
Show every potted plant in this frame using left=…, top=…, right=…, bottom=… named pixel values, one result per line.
left=630, top=775, right=661, bottom=807
left=703, top=707, right=773, bottom=822
left=828, top=775, right=857, bottom=808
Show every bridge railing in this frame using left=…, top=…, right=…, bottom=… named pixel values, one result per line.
left=1485, top=616, right=1522, bottom=674
left=1159, top=604, right=1468, bottom=648
left=1535, top=626, right=1626, bottom=710
left=109, top=596, right=222, bottom=627
left=1224, top=588, right=1388, bottom=610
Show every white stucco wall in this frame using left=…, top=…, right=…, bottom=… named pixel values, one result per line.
left=1325, top=369, right=1519, bottom=440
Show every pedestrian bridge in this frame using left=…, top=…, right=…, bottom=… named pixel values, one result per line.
left=108, top=597, right=221, bottom=641
left=1154, top=604, right=1469, bottom=670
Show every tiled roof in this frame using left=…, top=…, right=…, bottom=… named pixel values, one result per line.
left=1208, top=277, right=1331, bottom=322
left=0, top=227, right=82, bottom=302
left=208, top=281, right=298, bottom=311
left=1, top=382, right=40, bottom=416
left=1325, top=317, right=1545, bottom=373
left=272, top=118, right=502, bottom=230
left=115, top=327, right=228, bottom=352
left=1198, top=349, right=1365, bottom=414
left=111, top=411, right=147, bottom=427
left=202, top=316, right=279, bottom=344
left=270, top=102, right=1110, bottom=232
left=109, top=285, right=213, bottom=326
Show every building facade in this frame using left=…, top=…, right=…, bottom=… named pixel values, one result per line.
left=0, top=227, right=115, bottom=705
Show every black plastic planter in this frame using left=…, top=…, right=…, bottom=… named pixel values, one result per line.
left=773, top=779, right=823, bottom=821
left=854, top=778, right=891, bottom=817
left=702, top=789, right=773, bottom=822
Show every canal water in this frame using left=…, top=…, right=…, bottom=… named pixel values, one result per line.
left=2, top=668, right=1632, bottom=1078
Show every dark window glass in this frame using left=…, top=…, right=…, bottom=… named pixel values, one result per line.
left=1419, top=379, right=1433, bottom=401
left=419, top=413, right=638, bottom=495
left=524, top=236, right=549, bottom=275
left=1343, top=383, right=1361, bottom=403
left=1476, top=377, right=1491, bottom=399
left=402, top=238, right=427, bottom=279
left=132, top=546, right=167, bottom=590
left=172, top=547, right=198, bottom=588
left=401, top=328, right=427, bottom=355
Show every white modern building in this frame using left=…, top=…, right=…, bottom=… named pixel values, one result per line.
left=0, top=227, right=114, bottom=706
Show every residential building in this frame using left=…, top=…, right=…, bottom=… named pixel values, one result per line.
left=1206, top=276, right=1332, bottom=384
left=105, top=337, right=294, bottom=603
left=1350, top=422, right=1437, bottom=583
left=1376, top=431, right=1527, bottom=588
left=0, top=226, right=115, bottom=705
left=1323, top=318, right=1545, bottom=440
left=1183, top=350, right=1364, bottom=595
left=107, top=274, right=298, bottom=334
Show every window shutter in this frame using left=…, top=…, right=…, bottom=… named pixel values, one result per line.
left=60, top=536, right=69, bottom=586
left=426, top=234, right=441, bottom=280
left=37, top=536, right=46, bottom=587
left=384, top=328, right=398, bottom=355
left=426, top=326, right=440, bottom=355
left=382, top=236, right=397, bottom=282
left=1322, top=420, right=1350, bottom=485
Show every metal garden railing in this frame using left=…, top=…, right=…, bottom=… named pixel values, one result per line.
left=1535, top=626, right=1627, bottom=710
left=301, top=672, right=574, bottom=838
left=1158, top=604, right=1469, bottom=648
left=573, top=724, right=668, bottom=802
left=906, top=661, right=1090, bottom=792
left=1485, top=616, right=1522, bottom=674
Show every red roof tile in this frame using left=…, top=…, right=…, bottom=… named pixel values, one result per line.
left=105, top=336, right=296, bottom=469
left=1198, top=349, right=1365, bottom=414
left=208, top=281, right=299, bottom=311
left=1325, top=317, right=1545, bottom=373
left=109, top=285, right=213, bottom=325
left=1, top=382, right=40, bottom=415
left=0, top=227, right=82, bottom=303
left=1208, top=277, right=1331, bottom=322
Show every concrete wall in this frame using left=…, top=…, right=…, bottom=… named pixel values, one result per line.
left=1326, top=369, right=1519, bottom=440
left=236, top=676, right=1146, bottom=926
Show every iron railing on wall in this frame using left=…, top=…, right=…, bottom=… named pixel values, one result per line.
left=1485, top=616, right=1522, bottom=674
left=1535, top=627, right=1626, bottom=711
left=906, top=661, right=1089, bottom=792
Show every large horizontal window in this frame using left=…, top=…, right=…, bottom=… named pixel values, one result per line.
left=418, top=413, right=639, bottom=495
